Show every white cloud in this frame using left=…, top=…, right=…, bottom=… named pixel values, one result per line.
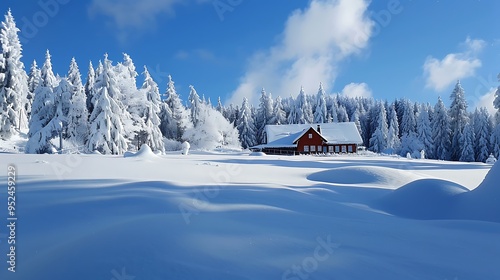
left=475, top=87, right=497, bottom=116
left=227, top=0, right=374, bottom=105
left=88, top=0, right=184, bottom=40
left=341, top=82, right=372, bottom=98
left=423, top=37, right=485, bottom=92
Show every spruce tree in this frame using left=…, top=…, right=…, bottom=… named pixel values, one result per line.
left=66, top=58, right=89, bottom=146
left=432, top=97, right=451, bottom=160
left=449, top=80, right=469, bottom=161
left=237, top=97, right=257, bottom=149
left=0, top=9, right=29, bottom=137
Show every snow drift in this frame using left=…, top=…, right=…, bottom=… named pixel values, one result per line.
left=372, top=161, right=500, bottom=223
left=123, top=144, right=158, bottom=159
left=373, top=179, right=469, bottom=219
left=456, top=160, right=500, bottom=222
left=308, top=166, right=421, bottom=189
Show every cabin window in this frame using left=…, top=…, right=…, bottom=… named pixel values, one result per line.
left=304, top=145, right=309, bottom=152
left=342, top=145, right=347, bottom=153
left=310, top=145, right=316, bottom=152
left=308, top=133, right=313, bottom=139
left=318, top=146, right=323, bottom=152
left=335, top=146, right=340, bottom=153
left=328, top=146, right=334, bottom=153
left=348, top=145, right=353, bottom=153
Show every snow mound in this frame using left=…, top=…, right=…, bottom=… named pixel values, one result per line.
left=124, top=144, right=158, bottom=159
left=249, top=151, right=266, bottom=156
left=308, top=166, right=420, bottom=188
left=373, top=179, right=469, bottom=220
left=458, top=161, right=500, bottom=222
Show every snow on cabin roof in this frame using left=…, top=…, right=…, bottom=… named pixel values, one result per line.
left=264, top=122, right=363, bottom=145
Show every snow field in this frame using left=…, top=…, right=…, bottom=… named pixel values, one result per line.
left=0, top=152, right=498, bottom=280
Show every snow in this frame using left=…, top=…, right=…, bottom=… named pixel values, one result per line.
left=0, top=152, right=498, bottom=279
left=123, top=144, right=158, bottom=159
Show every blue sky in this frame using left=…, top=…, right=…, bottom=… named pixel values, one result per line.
left=1, top=0, right=500, bottom=112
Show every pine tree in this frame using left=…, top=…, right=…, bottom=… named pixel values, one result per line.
left=237, top=97, right=257, bottom=149
left=216, top=96, right=224, bottom=115
left=188, top=85, right=202, bottom=126
left=87, top=87, right=128, bottom=154
left=337, top=105, right=349, bottom=122
left=296, top=87, right=313, bottom=124
left=432, top=97, right=451, bottom=160
left=26, top=60, right=41, bottom=118
left=313, top=83, right=328, bottom=123
left=473, top=108, right=491, bottom=162
left=87, top=54, right=128, bottom=154
left=116, top=53, right=146, bottom=143
left=416, top=104, right=433, bottom=157
left=287, top=96, right=299, bottom=124
left=459, top=123, right=475, bottom=162
left=66, top=58, right=89, bottom=146
left=491, top=125, right=500, bottom=159
left=449, top=80, right=469, bottom=161
left=400, top=99, right=416, bottom=136
left=84, top=61, right=96, bottom=116
left=141, top=66, right=164, bottom=152
left=369, top=102, right=388, bottom=153
left=386, top=103, right=400, bottom=153
left=0, top=9, right=29, bottom=138
left=494, top=80, right=500, bottom=125
left=163, top=75, right=192, bottom=141
left=26, top=50, right=62, bottom=153
left=183, top=102, right=240, bottom=150
left=270, top=96, right=287, bottom=125
left=256, top=88, right=273, bottom=143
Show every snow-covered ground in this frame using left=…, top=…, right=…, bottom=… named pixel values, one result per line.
left=0, top=150, right=499, bottom=280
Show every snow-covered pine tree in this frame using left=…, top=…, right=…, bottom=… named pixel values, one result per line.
left=416, top=104, right=433, bottom=158
left=313, top=83, right=327, bottom=123
left=27, top=60, right=41, bottom=117
left=53, top=76, right=71, bottom=122
left=84, top=61, right=96, bottom=116
left=163, top=75, right=192, bottom=141
left=491, top=125, right=500, bottom=159
left=386, top=103, right=400, bottom=153
left=25, top=50, right=62, bottom=154
left=87, top=87, right=128, bottom=154
left=337, top=105, right=349, bottom=122
left=87, top=54, right=128, bottom=154
left=296, top=87, right=313, bottom=124
left=66, top=58, right=89, bottom=146
left=400, top=99, right=416, bottom=136
left=369, top=101, right=388, bottom=153
left=494, top=80, right=500, bottom=125
left=432, top=97, right=451, bottom=160
left=188, top=85, right=202, bottom=126
left=115, top=53, right=147, bottom=143
left=473, top=108, right=492, bottom=162
left=0, top=9, right=29, bottom=138
left=270, top=96, right=287, bottom=125
left=256, top=88, right=273, bottom=143
left=449, top=80, right=469, bottom=161
left=183, top=102, right=240, bottom=150
left=459, top=123, right=475, bottom=162
left=216, top=96, right=224, bottom=115
left=287, top=95, right=298, bottom=124
left=328, top=95, right=339, bottom=123
left=141, top=66, right=164, bottom=152
left=237, top=97, right=257, bottom=149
